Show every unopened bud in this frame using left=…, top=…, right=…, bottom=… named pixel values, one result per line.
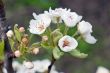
left=21, top=37, right=29, bottom=46
left=42, top=36, right=48, bottom=41
left=32, top=48, right=39, bottom=55
left=23, top=61, right=34, bottom=69
left=6, top=30, right=14, bottom=38
left=19, top=27, right=25, bottom=32
left=14, top=50, right=21, bottom=57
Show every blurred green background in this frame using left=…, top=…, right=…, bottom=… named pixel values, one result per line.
left=4, top=0, right=110, bottom=73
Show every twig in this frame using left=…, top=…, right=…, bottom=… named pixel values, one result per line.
left=47, top=54, right=56, bottom=73
left=0, top=0, right=15, bottom=73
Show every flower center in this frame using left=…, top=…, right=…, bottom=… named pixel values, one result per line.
left=63, top=39, right=70, bottom=47
left=37, top=22, right=45, bottom=31
left=69, top=16, right=73, bottom=20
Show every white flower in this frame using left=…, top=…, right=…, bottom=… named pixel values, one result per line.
left=33, top=59, right=51, bottom=72
left=23, top=61, right=34, bottom=69
left=61, top=12, right=82, bottom=27
left=83, top=33, right=97, bottom=44
left=33, top=13, right=51, bottom=27
left=11, top=59, right=62, bottom=73
left=58, top=35, right=78, bottom=52
left=96, top=66, right=109, bottom=73
left=3, top=68, right=7, bottom=73
left=14, top=50, right=21, bottom=57
left=12, top=61, right=21, bottom=71
left=78, top=21, right=92, bottom=34
left=45, top=8, right=70, bottom=23
left=29, top=19, right=47, bottom=34
left=6, top=30, right=14, bottom=38
left=78, top=21, right=97, bottom=44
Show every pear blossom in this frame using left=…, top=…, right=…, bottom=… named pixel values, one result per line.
left=29, top=19, right=47, bottom=34
left=33, top=59, right=51, bottom=72
left=3, top=68, right=7, bottom=73
left=96, top=66, right=109, bottom=73
left=45, top=8, right=70, bottom=23
left=83, top=33, right=97, bottom=44
left=58, top=35, right=78, bottom=52
left=61, top=12, right=82, bottom=27
left=12, top=61, right=21, bottom=71
left=33, top=13, right=51, bottom=27
left=78, top=21, right=97, bottom=44
left=6, top=30, right=14, bottom=38
left=78, top=21, right=92, bottom=34
left=10, top=60, right=62, bottom=73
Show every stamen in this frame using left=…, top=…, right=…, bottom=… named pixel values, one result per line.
left=63, top=39, right=70, bottom=47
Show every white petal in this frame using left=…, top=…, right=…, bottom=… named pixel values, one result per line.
left=33, top=12, right=38, bottom=19
left=29, top=19, right=47, bottom=34
left=96, top=66, right=109, bottom=73
left=38, top=14, right=51, bottom=27
left=29, top=19, right=37, bottom=28
left=83, top=33, right=97, bottom=44
left=78, top=20, right=92, bottom=34
left=61, top=12, right=82, bottom=27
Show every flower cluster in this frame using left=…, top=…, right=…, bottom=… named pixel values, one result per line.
left=3, top=59, right=63, bottom=73
left=4, top=8, right=97, bottom=73
left=29, top=8, right=97, bottom=53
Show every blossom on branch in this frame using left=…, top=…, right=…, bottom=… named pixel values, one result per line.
left=58, top=35, right=78, bottom=52
left=78, top=21, right=97, bottom=44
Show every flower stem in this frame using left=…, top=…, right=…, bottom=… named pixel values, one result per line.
left=72, top=31, right=78, bottom=37
left=29, top=34, right=34, bottom=40
left=64, top=26, right=69, bottom=35
left=57, top=23, right=60, bottom=29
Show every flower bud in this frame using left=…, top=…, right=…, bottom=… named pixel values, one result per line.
left=42, top=36, right=48, bottom=41
left=21, top=37, right=29, bottom=46
left=19, top=27, right=25, bottom=32
left=23, top=61, right=34, bottom=69
left=6, top=30, right=14, bottom=38
left=32, top=48, right=39, bottom=55
left=14, top=50, right=21, bottom=57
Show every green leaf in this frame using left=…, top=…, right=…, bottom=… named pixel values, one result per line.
left=41, top=42, right=53, bottom=49
left=53, top=47, right=64, bottom=60
left=0, top=40, right=4, bottom=61
left=9, top=38, right=15, bottom=51
left=14, top=24, right=21, bottom=42
left=31, top=42, right=41, bottom=47
left=51, top=29, right=63, bottom=45
left=69, top=49, right=88, bottom=58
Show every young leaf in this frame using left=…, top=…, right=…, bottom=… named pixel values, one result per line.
left=69, top=49, right=88, bottom=58
left=53, top=47, right=64, bottom=60
left=31, top=42, right=41, bottom=47
left=14, top=24, right=21, bottom=42
left=0, top=40, right=4, bottom=61
left=41, top=42, right=53, bottom=49
left=8, top=38, right=15, bottom=51
left=51, top=29, right=63, bottom=45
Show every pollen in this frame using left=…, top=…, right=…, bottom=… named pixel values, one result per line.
left=63, top=39, right=70, bottom=47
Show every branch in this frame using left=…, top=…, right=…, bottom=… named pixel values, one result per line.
left=47, top=54, right=56, bottom=73
left=0, top=0, right=15, bottom=73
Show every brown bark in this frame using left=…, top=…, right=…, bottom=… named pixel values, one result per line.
left=0, top=0, right=14, bottom=73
